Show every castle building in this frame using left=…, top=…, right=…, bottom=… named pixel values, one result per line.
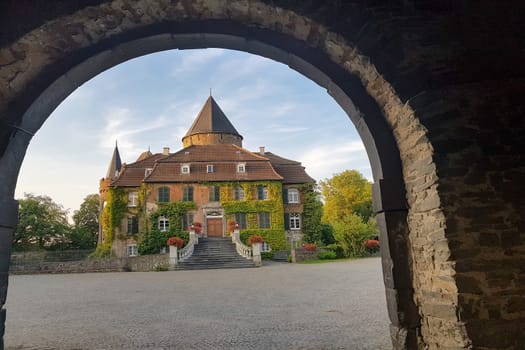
left=99, top=96, right=314, bottom=258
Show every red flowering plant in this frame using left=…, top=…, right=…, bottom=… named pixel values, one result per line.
left=227, top=220, right=237, bottom=233
left=166, top=236, right=184, bottom=248
left=248, top=235, right=264, bottom=245
left=304, top=243, right=318, bottom=251
left=364, top=239, right=380, bottom=252
left=191, top=222, right=202, bottom=234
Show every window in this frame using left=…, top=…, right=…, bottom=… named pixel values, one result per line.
left=207, top=164, right=214, bottom=173
left=234, top=186, right=244, bottom=201
left=158, top=216, right=169, bottom=232
left=145, top=168, right=153, bottom=177
left=235, top=213, right=247, bottom=229
left=183, top=186, right=194, bottom=202
left=128, top=192, right=138, bottom=207
left=158, top=187, right=170, bottom=203
left=181, top=164, right=190, bottom=174
left=181, top=212, right=194, bottom=231
left=127, top=216, right=138, bottom=234
left=289, top=213, right=301, bottom=230
left=258, top=212, right=270, bottom=229
left=209, top=186, right=220, bottom=202
left=237, top=162, right=246, bottom=173
left=288, top=188, right=299, bottom=203
left=262, top=242, right=271, bottom=252
left=127, top=244, right=137, bottom=257
left=257, top=185, right=268, bottom=200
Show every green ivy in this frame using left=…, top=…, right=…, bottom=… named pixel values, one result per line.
left=99, top=187, right=127, bottom=250
left=240, top=229, right=287, bottom=250
left=138, top=202, right=194, bottom=255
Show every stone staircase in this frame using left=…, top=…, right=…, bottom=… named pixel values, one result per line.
left=177, top=237, right=256, bottom=270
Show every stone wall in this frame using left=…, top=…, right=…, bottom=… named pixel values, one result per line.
left=10, top=254, right=169, bottom=275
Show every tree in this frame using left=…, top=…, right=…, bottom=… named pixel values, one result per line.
left=14, top=193, right=71, bottom=250
left=320, top=170, right=373, bottom=224
left=332, top=213, right=377, bottom=257
left=301, top=183, right=323, bottom=244
left=70, top=194, right=100, bottom=249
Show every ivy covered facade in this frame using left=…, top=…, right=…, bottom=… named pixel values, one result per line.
left=98, top=96, right=314, bottom=257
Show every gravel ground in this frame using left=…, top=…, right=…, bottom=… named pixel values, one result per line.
left=5, top=257, right=391, bottom=349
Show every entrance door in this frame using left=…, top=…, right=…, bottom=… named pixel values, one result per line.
left=207, top=218, right=223, bottom=237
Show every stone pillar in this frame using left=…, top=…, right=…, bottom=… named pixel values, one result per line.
left=0, top=197, right=18, bottom=349
left=252, top=242, right=262, bottom=267
left=189, top=230, right=197, bottom=245
left=233, top=229, right=240, bottom=243
left=168, top=245, right=178, bottom=269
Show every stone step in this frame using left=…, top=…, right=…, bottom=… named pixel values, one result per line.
left=177, top=238, right=256, bottom=270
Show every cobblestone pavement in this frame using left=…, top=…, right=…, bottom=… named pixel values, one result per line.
left=5, top=258, right=391, bottom=349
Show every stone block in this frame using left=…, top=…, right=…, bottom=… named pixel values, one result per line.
left=372, top=178, right=408, bottom=213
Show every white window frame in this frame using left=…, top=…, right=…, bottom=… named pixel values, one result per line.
left=127, top=244, right=138, bottom=257
left=128, top=192, right=139, bottom=207
left=207, top=164, right=214, bottom=173
left=237, top=162, right=246, bottom=173
left=288, top=188, right=299, bottom=204
left=260, top=186, right=268, bottom=200
left=181, top=164, right=190, bottom=174
left=290, top=213, right=301, bottom=230
left=262, top=242, right=271, bottom=252
left=158, top=216, right=169, bottom=232
left=145, top=168, right=153, bottom=177
left=234, top=186, right=245, bottom=201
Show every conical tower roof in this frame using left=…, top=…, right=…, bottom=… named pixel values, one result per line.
left=182, top=96, right=243, bottom=147
left=106, top=142, right=122, bottom=179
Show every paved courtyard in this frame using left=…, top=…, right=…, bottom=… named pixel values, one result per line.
left=5, top=257, right=391, bottom=349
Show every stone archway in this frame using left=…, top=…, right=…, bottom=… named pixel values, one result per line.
left=0, top=1, right=484, bottom=349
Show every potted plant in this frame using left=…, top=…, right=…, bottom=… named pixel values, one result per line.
left=227, top=220, right=236, bottom=233
left=248, top=234, right=264, bottom=245
left=191, top=222, right=202, bottom=234
left=167, top=236, right=184, bottom=248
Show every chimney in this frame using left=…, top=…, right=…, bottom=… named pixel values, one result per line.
left=259, top=146, right=265, bottom=155
left=163, top=147, right=170, bottom=155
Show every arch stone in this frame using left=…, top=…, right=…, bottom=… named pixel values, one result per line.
left=1, top=1, right=525, bottom=349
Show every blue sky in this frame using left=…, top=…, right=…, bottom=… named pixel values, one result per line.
left=14, top=48, right=370, bottom=215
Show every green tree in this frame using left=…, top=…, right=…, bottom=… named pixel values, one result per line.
left=14, top=193, right=71, bottom=250
left=320, top=170, right=373, bottom=223
left=301, top=183, right=323, bottom=244
left=332, top=213, right=377, bottom=257
left=70, top=194, right=100, bottom=249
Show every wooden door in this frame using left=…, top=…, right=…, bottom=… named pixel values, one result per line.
left=207, top=218, right=223, bottom=237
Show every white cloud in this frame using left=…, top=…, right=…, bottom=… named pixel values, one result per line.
left=172, top=48, right=226, bottom=75
left=298, top=141, right=371, bottom=181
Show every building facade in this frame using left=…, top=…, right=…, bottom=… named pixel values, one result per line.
left=99, top=96, right=314, bottom=257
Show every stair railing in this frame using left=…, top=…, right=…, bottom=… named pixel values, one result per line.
left=178, top=231, right=197, bottom=262
left=231, top=229, right=253, bottom=260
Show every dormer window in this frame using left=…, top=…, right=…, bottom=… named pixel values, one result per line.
left=145, top=168, right=153, bottom=177
left=181, top=164, right=190, bottom=174
left=207, top=164, right=214, bottom=173
left=237, top=162, right=246, bottom=173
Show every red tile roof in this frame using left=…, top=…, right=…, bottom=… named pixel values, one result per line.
left=261, top=152, right=315, bottom=184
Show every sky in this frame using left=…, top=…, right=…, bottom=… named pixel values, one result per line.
left=14, top=48, right=371, bottom=216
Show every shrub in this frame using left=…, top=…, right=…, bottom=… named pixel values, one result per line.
left=227, top=220, right=236, bottom=233
left=261, top=251, right=274, bottom=260
left=318, top=251, right=337, bottom=260
left=304, top=243, right=318, bottom=251
left=326, top=243, right=346, bottom=258
left=364, top=239, right=380, bottom=252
